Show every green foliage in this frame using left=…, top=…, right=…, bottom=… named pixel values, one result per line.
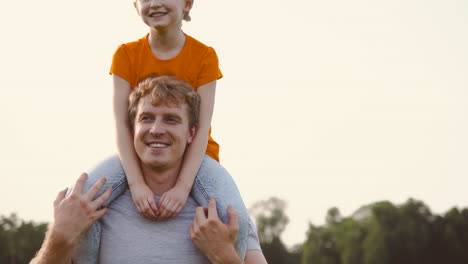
left=301, top=199, right=468, bottom=264
left=301, top=223, right=340, bottom=264
left=3, top=198, right=468, bottom=264
left=0, top=213, right=48, bottom=264
left=335, top=218, right=364, bottom=264
left=250, top=197, right=302, bottom=264
left=250, top=197, right=290, bottom=244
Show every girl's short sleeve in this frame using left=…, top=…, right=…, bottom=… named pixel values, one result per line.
left=109, top=44, right=132, bottom=83
left=197, top=47, right=223, bottom=88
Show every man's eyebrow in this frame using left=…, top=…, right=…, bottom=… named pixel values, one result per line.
left=166, top=113, right=182, bottom=120
left=137, top=111, right=153, bottom=117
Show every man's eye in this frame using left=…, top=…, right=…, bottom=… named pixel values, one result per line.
left=140, top=116, right=151, bottom=121
left=166, top=117, right=178, bottom=123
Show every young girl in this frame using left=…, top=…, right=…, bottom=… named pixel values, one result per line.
left=75, top=0, right=251, bottom=262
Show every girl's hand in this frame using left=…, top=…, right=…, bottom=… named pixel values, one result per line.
left=157, top=185, right=190, bottom=220
left=130, top=183, right=159, bottom=220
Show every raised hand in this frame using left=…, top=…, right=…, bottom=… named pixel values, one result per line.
left=190, top=199, right=241, bottom=264
left=31, top=173, right=113, bottom=264
left=52, top=173, right=113, bottom=244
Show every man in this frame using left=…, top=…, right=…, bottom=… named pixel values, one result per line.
left=31, top=76, right=267, bottom=263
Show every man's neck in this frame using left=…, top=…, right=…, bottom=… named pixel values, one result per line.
left=141, top=163, right=181, bottom=196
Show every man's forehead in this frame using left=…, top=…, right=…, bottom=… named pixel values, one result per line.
left=137, top=96, right=188, bottom=115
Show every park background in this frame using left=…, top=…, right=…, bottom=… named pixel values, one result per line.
left=1, top=0, right=467, bottom=262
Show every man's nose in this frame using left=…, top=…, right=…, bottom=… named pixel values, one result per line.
left=149, top=119, right=166, bottom=136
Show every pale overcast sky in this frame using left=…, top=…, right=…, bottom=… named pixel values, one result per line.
left=1, top=0, right=467, bottom=246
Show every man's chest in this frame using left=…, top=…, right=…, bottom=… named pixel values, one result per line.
left=99, top=192, right=209, bottom=264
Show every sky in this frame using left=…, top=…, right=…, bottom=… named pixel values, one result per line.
left=1, top=0, right=467, bottom=247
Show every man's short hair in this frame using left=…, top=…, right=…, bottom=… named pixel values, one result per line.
left=128, top=76, right=200, bottom=128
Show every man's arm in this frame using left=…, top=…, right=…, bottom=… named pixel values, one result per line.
left=245, top=250, right=268, bottom=264
left=31, top=173, right=112, bottom=264
left=190, top=199, right=268, bottom=264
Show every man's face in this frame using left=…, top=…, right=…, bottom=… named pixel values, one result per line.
left=133, top=96, right=195, bottom=172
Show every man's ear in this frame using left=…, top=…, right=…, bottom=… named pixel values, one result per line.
left=187, top=125, right=197, bottom=144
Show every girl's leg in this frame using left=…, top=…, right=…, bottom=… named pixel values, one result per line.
left=190, top=155, right=250, bottom=259
left=73, top=155, right=128, bottom=264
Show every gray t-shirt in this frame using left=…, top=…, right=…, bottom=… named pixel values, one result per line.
left=99, top=190, right=261, bottom=264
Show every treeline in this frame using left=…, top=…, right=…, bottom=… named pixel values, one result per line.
left=251, top=197, right=468, bottom=264
left=0, top=214, right=47, bottom=264
left=1, top=198, right=468, bottom=264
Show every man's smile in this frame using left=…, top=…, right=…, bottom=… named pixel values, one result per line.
left=147, top=142, right=170, bottom=148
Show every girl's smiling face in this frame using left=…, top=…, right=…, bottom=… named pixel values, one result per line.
left=134, top=0, right=193, bottom=31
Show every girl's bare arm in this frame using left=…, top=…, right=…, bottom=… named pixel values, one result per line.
left=157, top=80, right=216, bottom=219
left=113, top=75, right=159, bottom=220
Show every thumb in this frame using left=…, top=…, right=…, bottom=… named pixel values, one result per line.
left=227, top=205, right=239, bottom=232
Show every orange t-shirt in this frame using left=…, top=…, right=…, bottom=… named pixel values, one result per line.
left=110, top=34, right=223, bottom=161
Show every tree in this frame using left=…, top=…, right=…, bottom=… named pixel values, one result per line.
left=334, top=218, right=365, bottom=264
left=0, top=213, right=48, bottom=264
left=302, top=223, right=341, bottom=264
left=250, top=197, right=289, bottom=244
left=250, top=197, right=300, bottom=264
left=430, top=207, right=468, bottom=264
left=301, top=198, right=468, bottom=264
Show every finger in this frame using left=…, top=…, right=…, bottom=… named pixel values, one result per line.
left=167, top=202, right=179, bottom=218
left=227, top=205, right=239, bottom=229
left=159, top=196, right=176, bottom=220
left=85, top=177, right=107, bottom=201
left=140, top=210, right=150, bottom=220
left=207, top=198, right=218, bottom=220
left=138, top=202, right=148, bottom=218
left=93, top=207, right=108, bottom=221
left=145, top=200, right=158, bottom=220
left=139, top=204, right=153, bottom=220
left=173, top=204, right=183, bottom=217
left=189, top=225, right=198, bottom=241
left=189, top=224, right=195, bottom=237
left=91, top=187, right=112, bottom=209
left=158, top=203, right=172, bottom=220
left=155, top=202, right=164, bottom=220
left=157, top=193, right=165, bottom=208
left=195, top=206, right=207, bottom=224
left=136, top=204, right=142, bottom=215
left=192, top=208, right=200, bottom=227
left=142, top=201, right=158, bottom=220
left=143, top=209, right=157, bottom=220
left=72, top=173, right=88, bottom=195
left=148, top=197, right=159, bottom=217
left=157, top=195, right=168, bottom=212
left=158, top=193, right=169, bottom=208
left=137, top=202, right=145, bottom=216
left=54, top=188, right=68, bottom=207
